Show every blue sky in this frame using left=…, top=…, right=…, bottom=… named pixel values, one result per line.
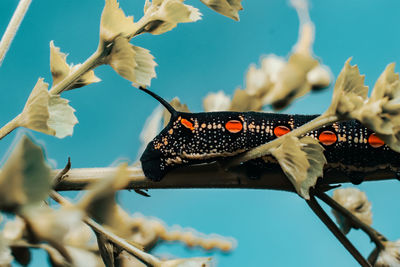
left=1, top=0, right=400, bottom=266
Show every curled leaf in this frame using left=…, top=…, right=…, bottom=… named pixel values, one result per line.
left=19, top=79, right=78, bottom=138
left=0, top=136, right=51, bottom=212
left=368, top=240, right=400, bottom=267
left=163, top=97, right=190, bottom=126
left=326, top=58, right=368, bottom=117
left=269, top=136, right=326, bottom=199
left=199, top=0, right=243, bottom=21
left=50, top=41, right=101, bottom=90
left=203, top=91, right=231, bottom=112
left=105, top=36, right=157, bottom=87
left=354, top=63, right=400, bottom=151
left=142, top=0, right=202, bottom=35
left=229, top=88, right=262, bottom=112
left=100, top=0, right=135, bottom=42
left=332, top=188, right=372, bottom=235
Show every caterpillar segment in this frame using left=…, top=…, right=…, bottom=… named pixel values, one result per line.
left=139, top=87, right=400, bottom=182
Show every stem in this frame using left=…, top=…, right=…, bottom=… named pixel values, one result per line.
left=226, top=114, right=339, bottom=167
left=52, top=164, right=398, bottom=192
left=0, top=0, right=32, bottom=66
left=316, top=191, right=387, bottom=250
left=306, top=194, right=371, bottom=267
left=0, top=114, right=21, bottom=140
left=49, top=49, right=103, bottom=95
left=49, top=191, right=162, bottom=267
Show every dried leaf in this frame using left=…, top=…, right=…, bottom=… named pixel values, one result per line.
left=100, top=0, right=135, bottom=42
left=50, top=41, right=101, bottom=90
left=96, top=233, right=116, bottom=267
left=229, top=88, right=262, bottom=112
left=269, top=136, right=326, bottom=199
left=265, top=53, right=318, bottom=110
left=106, top=36, right=157, bottom=87
left=24, top=206, right=84, bottom=245
left=326, top=58, right=368, bottom=117
left=143, top=0, right=202, bottom=35
left=354, top=63, right=400, bottom=151
left=0, top=233, right=12, bottom=266
left=3, top=216, right=25, bottom=242
left=306, top=64, right=331, bottom=89
left=163, top=97, right=190, bottom=126
left=203, top=91, right=231, bottom=112
left=199, top=0, right=243, bottom=21
left=369, top=240, right=400, bottom=267
left=332, top=188, right=372, bottom=235
left=161, top=257, right=213, bottom=267
left=0, top=136, right=51, bottom=211
left=20, top=79, right=78, bottom=138
left=78, top=164, right=134, bottom=238
left=116, top=250, right=146, bottom=267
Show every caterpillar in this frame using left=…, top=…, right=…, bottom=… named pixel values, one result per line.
left=139, top=87, right=400, bottom=183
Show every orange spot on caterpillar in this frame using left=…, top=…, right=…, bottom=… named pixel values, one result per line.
left=225, top=120, right=243, bottom=133
left=368, top=133, right=384, bottom=148
left=181, top=118, right=194, bottom=130
left=273, top=125, right=290, bottom=137
left=318, top=130, right=337, bottom=145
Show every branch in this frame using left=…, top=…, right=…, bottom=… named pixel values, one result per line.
left=0, top=0, right=32, bottom=66
left=54, top=162, right=398, bottom=191
left=306, top=193, right=371, bottom=267
left=316, top=191, right=387, bottom=250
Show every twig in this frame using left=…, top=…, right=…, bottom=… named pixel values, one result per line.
left=0, top=114, right=21, bottom=140
left=315, top=191, right=387, bottom=250
left=53, top=157, right=71, bottom=186
left=306, top=193, right=371, bottom=267
left=226, top=114, right=339, bottom=167
left=49, top=190, right=162, bottom=267
left=53, top=163, right=398, bottom=192
left=0, top=0, right=32, bottom=66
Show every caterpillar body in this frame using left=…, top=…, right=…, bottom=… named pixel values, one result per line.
left=139, top=87, right=400, bottom=183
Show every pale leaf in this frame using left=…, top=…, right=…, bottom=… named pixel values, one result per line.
left=47, top=95, right=79, bottom=138
left=20, top=78, right=78, bottom=138
left=24, top=206, right=84, bottom=244
left=306, top=64, right=331, bottom=89
left=161, top=257, right=213, bottom=267
left=371, top=240, right=400, bottom=267
left=203, top=91, right=231, bottom=112
left=0, top=136, right=51, bottom=211
left=0, top=233, right=12, bottom=266
left=100, top=0, right=135, bottom=42
left=143, top=0, right=202, bottom=35
left=229, top=88, right=262, bottom=112
left=106, top=36, right=157, bottom=87
left=43, top=244, right=104, bottom=267
left=332, top=188, right=372, bottom=234
left=269, top=136, right=326, bottom=199
left=163, top=97, right=190, bottom=126
left=78, top=164, right=135, bottom=238
left=265, top=53, right=318, bottom=110
left=354, top=63, right=400, bottom=151
left=200, top=0, right=243, bottom=21
left=20, top=78, right=54, bottom=136
left=50, top=41, right=101, bottom=90
left=326, top=58, right=368, bottom=117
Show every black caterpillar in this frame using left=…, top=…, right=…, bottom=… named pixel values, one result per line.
left=139, top=87, right=400, bottom=183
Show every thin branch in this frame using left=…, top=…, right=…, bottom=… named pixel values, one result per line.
left=316, top=191, right=387, bottom=250
left=53, top=163, right=398, bottom=191
left=226, top=114, right=339, bottom=167
left=306, top=193, right=371, bottom=267
left=49, top=190, right=163, bottom=267
left=0, top=114, right=21, bottom=140
left=0, top=0, right=32, bottom=66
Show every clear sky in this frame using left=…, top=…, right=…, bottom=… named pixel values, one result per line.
left=1, top=0, right=400, bottom=266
